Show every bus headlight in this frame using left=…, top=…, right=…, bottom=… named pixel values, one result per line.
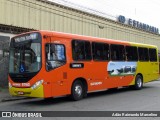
left=9, top=82, right=12, bottom=88
left=31, top=80, right=43, bottom=90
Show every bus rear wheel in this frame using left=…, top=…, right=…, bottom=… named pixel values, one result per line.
left=71, top=80, right=84, bottom=101
left=134, top=75, right=143, bottom=90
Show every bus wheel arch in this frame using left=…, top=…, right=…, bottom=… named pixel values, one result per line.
left=71, top=78, right=88, bottom=101
left=134, top=73, right=143, bottom=90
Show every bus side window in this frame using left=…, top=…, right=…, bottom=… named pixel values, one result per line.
left=110, top=44, right=125, bottom=61
left=92, top=42, right=109, bottom=61
left=149, top=48, right=157, bottom=62
left=126, top=46, right=138, bottom=61
left=138, top=47, right=149, bottom=61
left=72, top=40, right=91, bottom=61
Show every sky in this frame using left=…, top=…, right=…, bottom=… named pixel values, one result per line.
left=49, top=0, right=160, bottom=29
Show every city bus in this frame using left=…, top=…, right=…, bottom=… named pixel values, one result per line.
left=8, top=31, right=160, bottom=101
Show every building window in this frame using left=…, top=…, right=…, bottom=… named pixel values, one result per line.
left=92, top=42, right=109, bottom=61
left=126, top=46, right=138, bottom=61
left=138, top=47, right=149, bottom=61
left=149, top=48, right=157, bottom=62
left=72, top=40, right=91, bottom=61
left=110, top=44, right=125, bottom=61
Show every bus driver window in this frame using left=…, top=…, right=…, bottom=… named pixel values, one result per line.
left=46, top=44, right=66, bottom=71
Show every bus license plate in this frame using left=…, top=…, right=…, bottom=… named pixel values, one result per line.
left=18, top=91, right=24, bottom=95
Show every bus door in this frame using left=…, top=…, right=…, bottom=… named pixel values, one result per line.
left=45, top=36, right=69, bottom=97
left=148, top=49, right=159, bottom=79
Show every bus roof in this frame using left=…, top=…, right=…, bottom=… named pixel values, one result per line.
left=13, top=30, right=158, bottom=48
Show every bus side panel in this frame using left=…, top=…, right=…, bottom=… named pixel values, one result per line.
left=84, top=61, right=107, bottom=91
left=137, top=62, right=151, bottom=82
left=105, top=61, right=136, bottom=88
left=129, top=61, right=159, bottom=86
left=148, top=61, right=159, bottom=81
left=136, top=62, right=159, bottom=83
left=51, top=66, right=71, bottom=97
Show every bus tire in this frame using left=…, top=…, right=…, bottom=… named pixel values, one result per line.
left=71, top=80, right=84, bottom=101
left=134, top=75, right=143, bottom=90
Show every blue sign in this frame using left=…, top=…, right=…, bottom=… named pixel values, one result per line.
left=118, top=15, right=125, bottom=23
left=20, top=64, right=25, bottom=73
left=118, top=15, right=159, bottom=34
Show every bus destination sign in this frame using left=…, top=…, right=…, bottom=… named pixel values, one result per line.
left=14, top=33, right=38, bottom=43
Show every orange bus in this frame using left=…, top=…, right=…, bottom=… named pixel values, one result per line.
left=8, top=31, right=159, bottom=100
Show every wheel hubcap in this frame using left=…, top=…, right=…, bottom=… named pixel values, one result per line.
left=137, top=78, right=142, bottom=88
left=75, top=85, right=82, bottom=97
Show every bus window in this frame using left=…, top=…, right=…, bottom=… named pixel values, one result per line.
left=46, top=44, right=66, bottom=71
left=72, top=40, right=91, bottom=61
left=110, top=44, right=125, bottom=61
left=138, top=47, right=149, bottom=61
left=92, top=42, right=109, bottom=61
left=149, top=48, right=157, bottom=62
left=126, top=46, right=138, bottom=61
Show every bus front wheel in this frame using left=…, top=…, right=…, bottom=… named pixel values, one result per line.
left=71, top=80, right=84, bottom=101
left=134, top=75, right=143, bottom=90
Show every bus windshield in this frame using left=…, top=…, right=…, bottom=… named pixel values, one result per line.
left=9, top=33, right=41, bottom=74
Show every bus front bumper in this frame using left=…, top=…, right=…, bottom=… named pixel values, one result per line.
left=9, top=84, right=44, bottom=98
